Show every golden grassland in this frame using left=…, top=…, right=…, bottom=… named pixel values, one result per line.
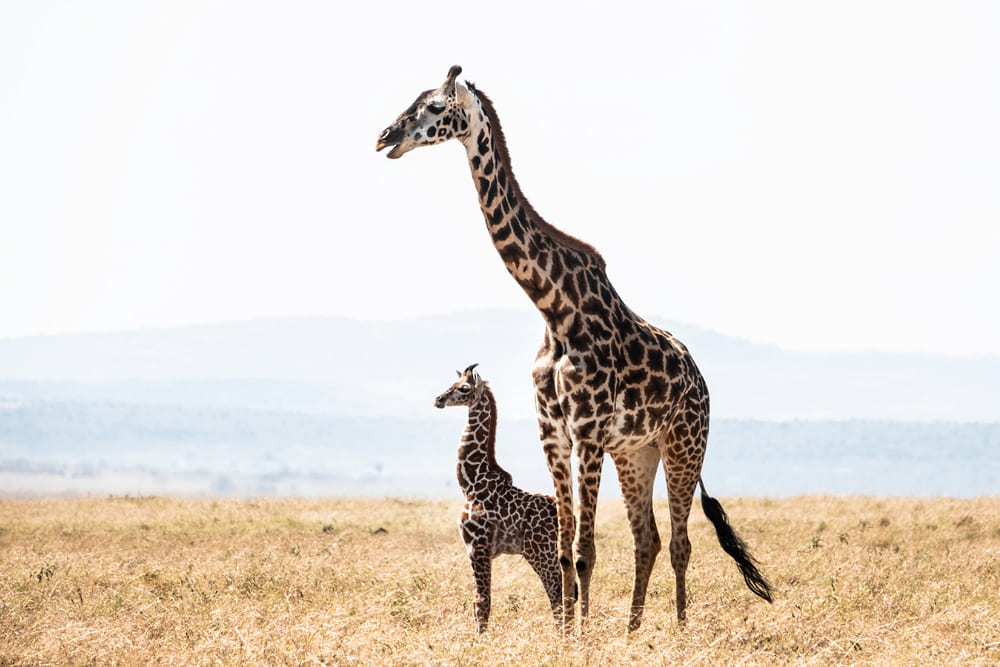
left=1, top=494, right=998, bottom=665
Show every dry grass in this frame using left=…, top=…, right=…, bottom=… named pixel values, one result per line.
left=1, top=495, right=998, bottom=665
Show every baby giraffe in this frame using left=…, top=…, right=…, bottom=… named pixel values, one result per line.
left=434, top=364, right=562, bottom=632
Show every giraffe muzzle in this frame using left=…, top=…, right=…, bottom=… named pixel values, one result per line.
left=375, top=125, right=405, bottom=158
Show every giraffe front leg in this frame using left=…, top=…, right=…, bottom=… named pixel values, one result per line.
left=574, top=439, right=604, bottom=624
left=543, top=435, right=577, bottom=629
left=468, top=542, right=493, bottom=633
left=534, top=351, right=577, bottom=630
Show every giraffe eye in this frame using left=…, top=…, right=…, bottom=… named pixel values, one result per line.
left=427, top=103, right=445, bottom=114
left=458, top=384, right=471, bottom=393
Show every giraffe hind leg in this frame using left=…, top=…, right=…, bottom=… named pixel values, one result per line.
left=658, top=397, right=709, bottom=624
left=522, top=537, right=564, bottom=627
left=610, top=445, right=662, bottom=632
left=663, top=466, right=697, bottom=623
left=520, top=494, right=564, bottom=627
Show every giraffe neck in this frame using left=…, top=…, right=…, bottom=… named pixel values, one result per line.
left=456, top=383, right=511, bottom=495
left=460, top=86, right=623, bottom=335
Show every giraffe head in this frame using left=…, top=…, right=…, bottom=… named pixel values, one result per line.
left=376, top=65, right=474, bottom=159
left=433, top=363, right=484, bottom=409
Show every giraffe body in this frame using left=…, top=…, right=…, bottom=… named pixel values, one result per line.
left=381, top=66, right=772, bottom=630
left=435, top=364, right=562, bottom=633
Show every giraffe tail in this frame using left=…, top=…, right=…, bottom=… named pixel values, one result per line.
left=699, top=478, right=774, bottom=603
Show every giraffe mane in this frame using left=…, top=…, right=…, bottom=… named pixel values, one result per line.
left=467, top=83, right=607, bottom=271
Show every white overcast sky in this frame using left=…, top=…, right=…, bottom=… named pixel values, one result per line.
left=1, top=2, right=998, bottom=356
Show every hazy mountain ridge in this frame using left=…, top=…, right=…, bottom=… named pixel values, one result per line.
left=0, top=396, right=464, bottom=497
left=1, top=396, right=997, bottom=498
left=2, top=310, right=997, bottom=497
left=1, top=310, right=997, bottom=421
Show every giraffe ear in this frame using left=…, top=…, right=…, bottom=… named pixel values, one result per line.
left=455, top=370, right=461, bottom=377
left=444, top=65, right=463, bottom=97
left=454, top=78, right=473, bottom=105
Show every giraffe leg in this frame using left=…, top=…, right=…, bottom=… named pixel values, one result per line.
left=658, top=401, right=708, bottom=623
left=468, top=542, right=493, bottom=633
left=665, top=477, right=696, bottom=624
left=523, top=534, right=563, bottom=628
left=611, top=445, right=662, bottom=632
left=573, top=439, right=604, bottom=624
left=544, top=435, right=576, bottom=628
left=533, top=348, right=577, bottom=629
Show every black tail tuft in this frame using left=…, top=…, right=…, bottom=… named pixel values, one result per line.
left=701, top=486, right=773, bottom=603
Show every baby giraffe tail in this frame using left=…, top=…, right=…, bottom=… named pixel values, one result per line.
left=699, top=478, right=774, bottom=603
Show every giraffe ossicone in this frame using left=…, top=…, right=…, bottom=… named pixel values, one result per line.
left=434, top=365, right=563, bottom=633
left=380, top=66, right=772, bottom=631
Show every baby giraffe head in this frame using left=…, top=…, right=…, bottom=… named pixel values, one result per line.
left=376, top=65, right=475, bottom=159
left=434, top=363, right=484, bottom=409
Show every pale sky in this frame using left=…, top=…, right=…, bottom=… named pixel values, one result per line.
left=1, top=2, right=998, bottom=356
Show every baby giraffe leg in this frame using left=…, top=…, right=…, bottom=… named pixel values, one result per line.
left=468, top=541, right=493, bottom=633
left=523, top=531, right=564, bottom=627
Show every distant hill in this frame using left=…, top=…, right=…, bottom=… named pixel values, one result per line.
left=1, top=309, right=997, bottom=421
left=1, top=398, right=996, bottom=498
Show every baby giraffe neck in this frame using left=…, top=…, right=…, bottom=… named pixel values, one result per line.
left=456, top=384, right=511, bottom=495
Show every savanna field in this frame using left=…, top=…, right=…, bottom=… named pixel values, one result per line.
left=1, top=495, right=998, bottom=665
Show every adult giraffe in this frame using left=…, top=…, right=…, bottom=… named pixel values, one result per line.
left=376, top=66, right=772, bottom=630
